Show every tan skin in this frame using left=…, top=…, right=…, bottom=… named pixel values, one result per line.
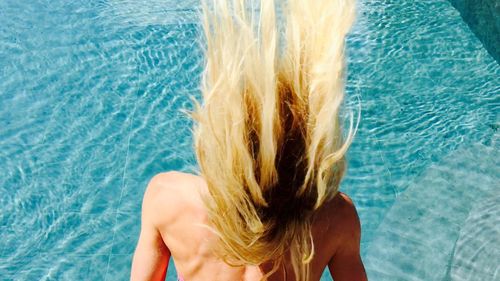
left=131, top=171, right=367, bottom=281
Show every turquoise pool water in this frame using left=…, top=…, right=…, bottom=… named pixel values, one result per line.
left=0, top=0, right=498, bottom=280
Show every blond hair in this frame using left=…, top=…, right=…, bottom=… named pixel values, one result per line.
left=191, top=0, right=356, bottom=280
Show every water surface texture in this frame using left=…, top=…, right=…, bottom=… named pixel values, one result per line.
left=1, top=0, right=498, bottom=280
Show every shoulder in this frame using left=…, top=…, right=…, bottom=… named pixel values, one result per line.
left=318, top=192, right=361, bottom=246
left=326, top=193, right=367, bottom=280
left=142, top=171, right=206, bottom=227
left=143, top=171, right=191, bottom=203
left=147, top=170, right=197, bottom=187
left=335, top=192, right=361, bottom=238
left=333, top=192, right=359, bottom=222
left=321, top=192, right=360, bottom=224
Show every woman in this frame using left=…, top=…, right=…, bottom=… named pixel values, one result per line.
left=131, top=0, right=367, bottom=280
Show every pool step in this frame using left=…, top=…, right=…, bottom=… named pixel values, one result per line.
left=363, top=139, right=499, bottom=281
left=448, top=193, right=500, bottom=280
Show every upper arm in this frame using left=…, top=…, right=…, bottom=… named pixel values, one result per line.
left=328, top=194, right=367, bottom=281
left=130, top=173, right=172, bottom=281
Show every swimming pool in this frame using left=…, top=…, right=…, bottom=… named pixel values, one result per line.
left=0, top=0, right=498, bottom=280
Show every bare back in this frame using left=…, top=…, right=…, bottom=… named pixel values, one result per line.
left=131, top=171, right=367, bottom=281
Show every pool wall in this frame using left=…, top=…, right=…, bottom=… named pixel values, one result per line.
left=448, top=0, right=500, bottom=62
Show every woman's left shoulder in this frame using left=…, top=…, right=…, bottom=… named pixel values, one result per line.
left=142, top=171, right=204, bottom=225
left=147, top=171, right=204, bottom=195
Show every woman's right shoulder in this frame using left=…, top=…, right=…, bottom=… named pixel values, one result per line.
left=316, top=192, right=361, bottom=241
left=327, top=192, right=360, bottom=227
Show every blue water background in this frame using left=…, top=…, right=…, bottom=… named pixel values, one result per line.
left=0, top=0, right=498, bottom=280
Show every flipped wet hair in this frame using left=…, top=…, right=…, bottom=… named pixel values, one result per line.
left=192, top=0, right=356, bottom=279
